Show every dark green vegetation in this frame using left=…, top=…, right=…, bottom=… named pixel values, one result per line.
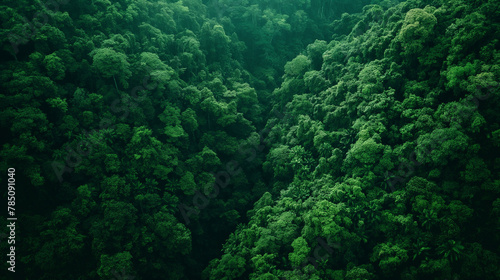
left=0, top=0, right=499, bottom=279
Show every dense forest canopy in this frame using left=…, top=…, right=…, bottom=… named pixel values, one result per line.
left=0, top=0, right=499, bottom=279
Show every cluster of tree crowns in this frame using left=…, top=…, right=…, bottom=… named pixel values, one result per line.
left=0, top=0, right=499, bottom=279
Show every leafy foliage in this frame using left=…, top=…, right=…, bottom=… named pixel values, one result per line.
left=1, top=0, right=499, bottom=280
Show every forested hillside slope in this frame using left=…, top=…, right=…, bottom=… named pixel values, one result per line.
left=0, top=0, right=498, bottom=279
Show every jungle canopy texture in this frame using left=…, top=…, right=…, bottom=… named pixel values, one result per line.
left=0, top=0, right=499, bottom=279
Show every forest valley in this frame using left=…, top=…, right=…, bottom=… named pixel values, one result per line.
left=0, top=0, right=499, bottom=279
